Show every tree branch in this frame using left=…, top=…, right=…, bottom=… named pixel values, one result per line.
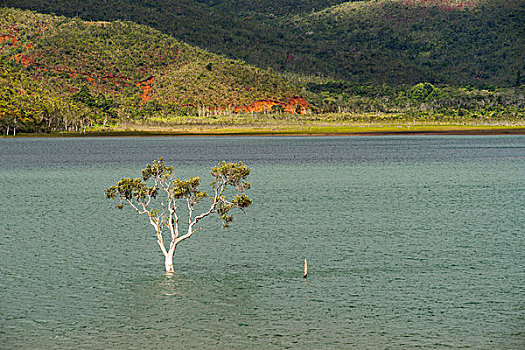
left=149, top=216, right=168, bottom=257
left=127, top=199, right=148, bottom=215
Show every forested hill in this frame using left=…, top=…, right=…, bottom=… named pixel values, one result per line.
left=0, top=8, right=302, bottom=133
left=285, top=0, right=525, bottom=86
left=3, top=0, right=524, bottom=86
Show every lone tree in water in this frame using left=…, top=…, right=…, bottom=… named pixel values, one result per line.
left=105, top=158, right=252, bottom=273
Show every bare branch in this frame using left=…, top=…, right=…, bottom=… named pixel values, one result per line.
left=127, top=199, right=148, bottom=215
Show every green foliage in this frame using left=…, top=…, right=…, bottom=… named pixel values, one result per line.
left=211, top=161, right=252, bottom=227
left=4, top=0, right=524, bottom=86
left=105, top=159, right=252, bottom=229
left=141, top=157, right=173, bottom=181
left=172, top=177, right=208, bottom=201
left=232, top=193, right=252, bottom=208
left=285, top=0, right=525, bottom=86
left=198, top=0, right=347, bottom=17
left=72, top=85, right=118, bottom=123
left=211, top=161, right=251, bottom=191
left=104, top=177, right=157, bottom=203
left=0, top=65, right=93, bottom=134
left=1, top=6, right=523, bottom=134
left=72, top=86, right=95, bottom=107
left=0, top=8, right=298, bottom=133
left=271, top=104, right=284, bottom=113
left=300, top=76, right=524, bottom=120
left=216, top=194, right=252, bottom=228
left=410, top=83, right=437, bottom=102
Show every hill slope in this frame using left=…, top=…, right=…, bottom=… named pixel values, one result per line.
left=0, top=0, right=303, bottom=76
left=0, top=8, right=305, bottom=133
left=285, top=0, right=525, bottom=85
left=2, top=0, right=524, bottom=86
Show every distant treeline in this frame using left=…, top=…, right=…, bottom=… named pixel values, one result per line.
left=303, top=81, right=525, bottom=120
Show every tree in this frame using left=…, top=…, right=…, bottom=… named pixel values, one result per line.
left=105, top=158, right=252, bottom=273
left=409, top=82, right=436, bottom=102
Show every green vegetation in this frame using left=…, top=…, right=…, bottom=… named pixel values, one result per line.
left=3, top=0, right=524, bottom=86
left=0, top=8, right=298, bottom=134
left=0, top=6, right=523, bottom=135
left=286, top=0, right=525, bottom=85
left=300, top=80, right=524, bottom=122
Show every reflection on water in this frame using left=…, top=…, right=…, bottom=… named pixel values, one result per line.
left=0, top=136, right=524, bottom=349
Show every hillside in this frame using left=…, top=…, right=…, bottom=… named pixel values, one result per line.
left=285, top=0, right=525, bottom=85
left=0, top=0, right=303, bottom=76
left=0, top=8, right=305, bottom=133
left=2, top=0, right=524, bottom=86
left=198, top=0, right=349, bottom=16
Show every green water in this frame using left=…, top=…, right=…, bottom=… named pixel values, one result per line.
left=0, top=136, right=523, bottom=349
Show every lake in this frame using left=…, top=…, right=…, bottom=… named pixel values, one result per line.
left=0, top=135, right=523, bottom=349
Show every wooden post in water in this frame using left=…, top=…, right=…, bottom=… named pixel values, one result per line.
left=303, top=258, right=308, bottom=279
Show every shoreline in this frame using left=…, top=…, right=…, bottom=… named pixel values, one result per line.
left=2, top=125, right=524, bottom=138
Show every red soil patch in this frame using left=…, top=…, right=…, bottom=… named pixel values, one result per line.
left=233, top=99, right=280, bottom=113
left=136, top=76, right=155, bottom=105
left=234, top=97, right=311, bottom=114
left=10, top=53, right=33, bottom=67
left=0, top=35, right=18, bottom=46
left=284, top=97, right=311, bottom=114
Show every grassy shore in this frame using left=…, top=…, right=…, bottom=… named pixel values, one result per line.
left=3, top=111, right=524, bottom=137
left=5, top=123, right=525, bottom=137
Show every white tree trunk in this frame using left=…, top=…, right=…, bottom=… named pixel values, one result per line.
left=165, top=251, right=175, bottom=273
